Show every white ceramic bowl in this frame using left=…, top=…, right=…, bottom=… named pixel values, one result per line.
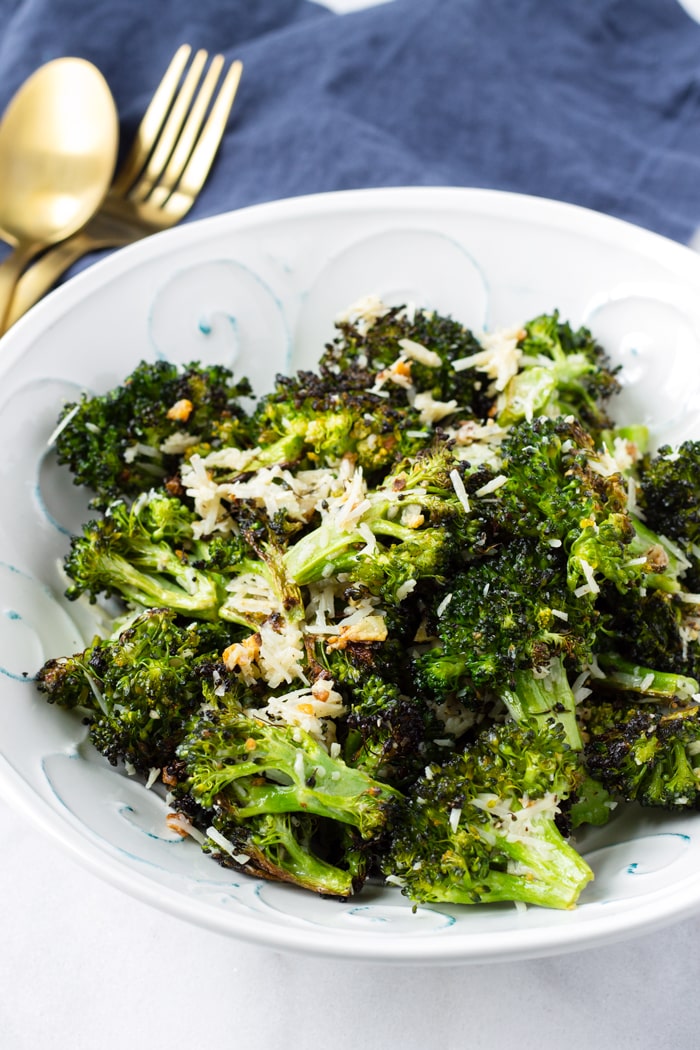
left=1, top=187, right=700, bottom=965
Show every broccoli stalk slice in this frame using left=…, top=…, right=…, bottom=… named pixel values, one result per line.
left=68, top=546, right=221, bottom=616
left=283, top=518, right=371, bottom=585
left=178, top=712, right=401, bottom=840
left=383, top=720, right=594, bottom=909
left=497, top=366, right=558, bottom=428
left=397, top=811, right=593, bottom=910
left=208, top=812, right=356, bottom=898
left=499, top=656, right=583, bottom=751
left=595, top=653, right=699, bottom=701
left=450, top=809, right=593, bottom=910
left=627, top=515, right=687, bottom=594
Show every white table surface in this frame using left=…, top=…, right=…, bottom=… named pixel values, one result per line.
left=3, top=2, right=700, bottom=1047
left=2, top=788, right=700, bottom=1050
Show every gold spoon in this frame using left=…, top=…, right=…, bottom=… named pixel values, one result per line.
left=0, top=57, right=118, bottom=333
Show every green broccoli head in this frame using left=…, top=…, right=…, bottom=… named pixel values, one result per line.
left=36, top=608, right=231, bottom=775
left=497, top=311, right=620, bottom=437
left=63, top=492, right=223, bottom=618
left=382, top=719, right=593, bottom=909
left=582, top=702, right=700, bottom=809
left=599, top=586, right=700, bottom=682
left=416, top=536, right=599, bottom=696
left=168, top=691, right=403, bottom=896
left=492, top=415, right=628, bottom=543
left=252, top=372, right=428, bottom=476
left=638, top=440, right=700, bottom=547
left=54, top=360, right=254, bottom=508
left=173, top=698, right=401, bottom=839
left=319, top=303, right=496, bottom=419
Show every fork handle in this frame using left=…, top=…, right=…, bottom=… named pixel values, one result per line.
left=4, top=228, right=131, bottom=331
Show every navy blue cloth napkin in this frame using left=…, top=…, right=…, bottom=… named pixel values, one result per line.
left=2, top=0, right=700, bottom=255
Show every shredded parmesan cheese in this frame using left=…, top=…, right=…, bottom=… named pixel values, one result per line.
left=397, top=337, right=443, bottom=368
left=452, top=326, right=523, bottom=391
left=449, top=468, right=470, bottom=513
left=413, top=391, right=459, bottom=425
left=474, top=474, right=508, bottom=497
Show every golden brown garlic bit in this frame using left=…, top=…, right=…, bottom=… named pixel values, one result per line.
left=223, top=634, right=262, bottom=674
left=325, top=614, right=388, bottom=651
left=166, top=398, right=194, bottom=422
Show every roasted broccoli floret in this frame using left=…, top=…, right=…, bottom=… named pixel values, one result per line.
left=319, top=301, right=495, bottom=418
left=598, top=586, right=700, bottom=682
left=284, top=444, right=476, bottom=601
left=382, top=719, right=593, bottom=909
left=251, top=374, right=427, bottom=477
left=34, top=295, right=700, bottom=909
left=171, top=694, right=402, bottom=896
left=582, top=701, right=700, bottom=809
left=35, top=608, right=231, bottom=775
left=415, top=536, right=599, bottom=699
left=53, top=360, right=254, bottom=508
left=638, top=440, right=700, bottom=548
left=475, top=414, right=690, bottom=602
left=63, top=492, right=224, bottom=619
left=496, top=311, right=620, bottom=437
left=488, top=415, right=628, bottom=545
left=200, top=811, right=362, bottom=898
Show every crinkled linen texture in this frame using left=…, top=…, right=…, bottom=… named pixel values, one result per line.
left=1, top=0, right=700, bottom=260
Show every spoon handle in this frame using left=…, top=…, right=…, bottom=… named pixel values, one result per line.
left=4, top=222, right=136, bottom=331
left=0, top=244, right=41, bottom=334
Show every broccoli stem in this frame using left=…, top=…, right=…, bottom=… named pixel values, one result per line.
left=79, top=549, right=221, bottom=617
left=218, top=813, right=355, bottom=897
left=595, top=653, right=699, bottom=701
left=185, top=715, right=401, bottom=840
left=500, top=657, right=583, bottom=750
left=408, top=811, right=593, bottom=910
left=283, top=519, right=366, bottom=585
left=628, top=515, right=686, bottom=593
left=497, top=366, right=557, bottom=427
left=481, top=816, right=594, bottom=910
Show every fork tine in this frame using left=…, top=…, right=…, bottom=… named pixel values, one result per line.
left=160, top=59, right=243, bottom=219
left=128, top=47, right=210, bottom=204
left=145, top=53, right=226, bottom=209
left=110, top=44, right=193, bottom=197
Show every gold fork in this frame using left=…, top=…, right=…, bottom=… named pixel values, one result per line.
left=4, top=44, right=243, bottom=332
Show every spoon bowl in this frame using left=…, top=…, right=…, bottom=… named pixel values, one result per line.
left=0, top=57, right=118, bottom=330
